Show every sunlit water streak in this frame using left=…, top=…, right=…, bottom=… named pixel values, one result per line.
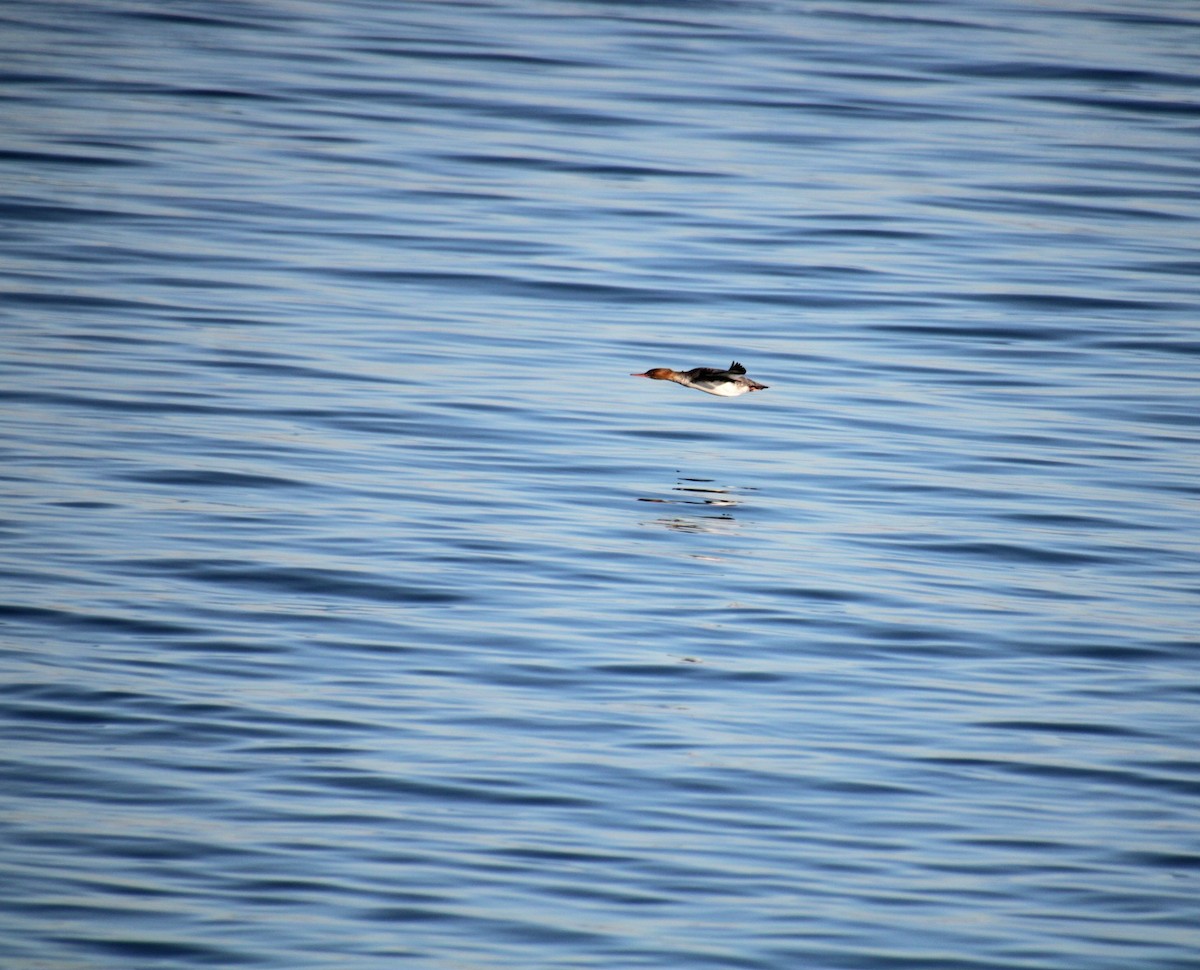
left=2, top=2, right=1198, bottom=968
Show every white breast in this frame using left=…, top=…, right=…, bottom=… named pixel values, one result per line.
left=696, top=381, right=748, bottom=397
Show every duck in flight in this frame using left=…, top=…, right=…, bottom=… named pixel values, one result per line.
left=631, top=360, right=768, bottom=398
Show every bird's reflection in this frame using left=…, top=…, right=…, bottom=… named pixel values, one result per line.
left=638, top=476, right=755, bottom=534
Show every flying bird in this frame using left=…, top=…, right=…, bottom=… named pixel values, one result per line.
left=630, top=360, right=768, bottom=398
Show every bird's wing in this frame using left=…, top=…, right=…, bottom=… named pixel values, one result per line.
left=727, top=361, right=746, bottom=375
left=685, top=366, right=733, bottom=382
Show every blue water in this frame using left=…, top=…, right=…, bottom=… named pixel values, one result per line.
left=2, top=2, right=1199, bottom=968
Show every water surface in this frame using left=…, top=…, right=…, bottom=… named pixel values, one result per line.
left=2, top=2, right=1199, bottom=968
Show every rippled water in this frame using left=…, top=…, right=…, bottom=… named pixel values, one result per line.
left=3, top=1, right=1199, bottom=968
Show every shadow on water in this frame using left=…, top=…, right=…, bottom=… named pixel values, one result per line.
left=637, top=475, right=756, bottom=534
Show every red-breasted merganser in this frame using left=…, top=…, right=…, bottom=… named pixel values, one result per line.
left=631, top=360, right=768, bottom=398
